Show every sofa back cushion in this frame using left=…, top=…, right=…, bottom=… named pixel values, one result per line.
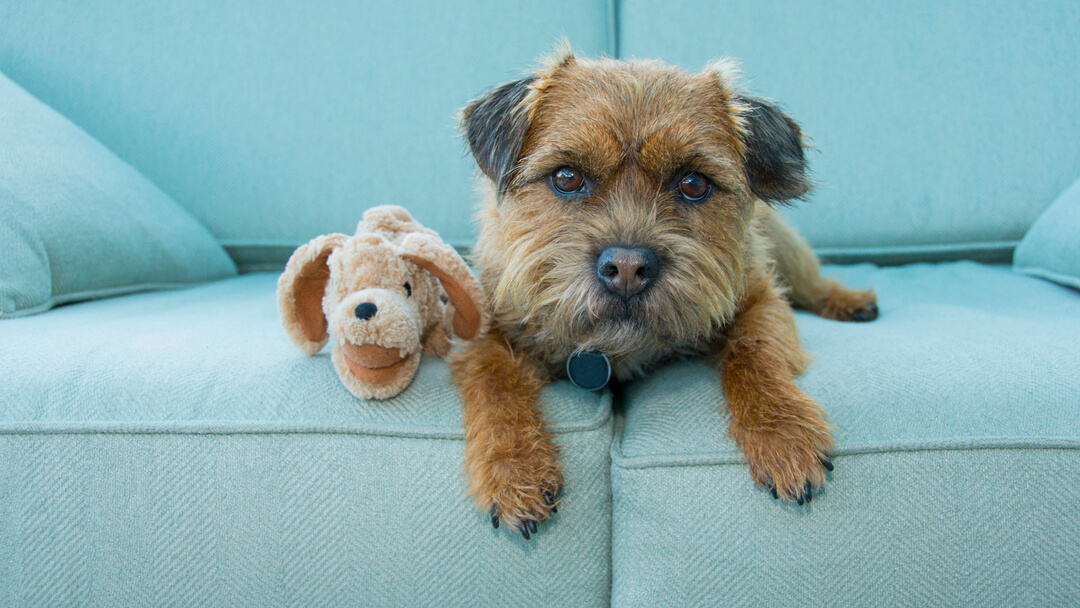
left=620, top=0, right=1080, bottom=262
left=0, top=71, right=236, bottom=318
left=0, top=1, right=615, bottom=270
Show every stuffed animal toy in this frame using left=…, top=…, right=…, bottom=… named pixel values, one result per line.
left=278, top=205, right=490, bottom=399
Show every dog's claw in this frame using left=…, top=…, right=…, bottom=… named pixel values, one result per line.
left=490, top=507, right=499, bottom=529
left=527, top=519, right=537, bottom=534
left=543, top=491, right=554, bottom=506
left=518, top=522, right=531, bottom=540
left=852, top=303, right=879, bottom=322
left=820, top=457, right=834, bottom=472
left=804, top=481, right=813, bottom=503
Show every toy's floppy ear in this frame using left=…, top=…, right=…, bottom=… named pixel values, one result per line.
left=277, top=233, right=348, bottom=355
left=399, top=233, right=490, bottom=340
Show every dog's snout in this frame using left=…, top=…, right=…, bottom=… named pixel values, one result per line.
left=596, top=246, right=659, bottom=299
left=354, top=302, right=378, bottom=320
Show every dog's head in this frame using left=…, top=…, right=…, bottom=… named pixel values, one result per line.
left=460, top=48, right=810, bottom=360
left=278, top=205, right=488, bottom=399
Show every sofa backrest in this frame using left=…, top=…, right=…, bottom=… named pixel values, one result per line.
left=620, top=0, right=1080, bottom=263
left=2, top=1, right=1078, bottom=267
left=0, top=1, right=615, bottom=269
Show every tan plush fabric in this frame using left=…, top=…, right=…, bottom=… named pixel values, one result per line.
left=277, top=206, right=490, bottom=399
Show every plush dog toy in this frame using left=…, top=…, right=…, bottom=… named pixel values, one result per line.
left=278, top=205, right=489, bottom=399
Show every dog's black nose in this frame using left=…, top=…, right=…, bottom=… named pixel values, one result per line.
left=596, top=246, right=660, bottom=299
left=354, top=302, right=378, bottom=320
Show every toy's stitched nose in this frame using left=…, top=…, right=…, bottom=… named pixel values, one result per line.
left=354, top=302, right=378, bottom=320
left=596, top=246, right=660, bottom=299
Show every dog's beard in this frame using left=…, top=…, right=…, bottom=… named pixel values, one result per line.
left=493, top=228, right=746, bottom=360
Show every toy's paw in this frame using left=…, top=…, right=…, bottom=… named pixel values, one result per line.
left=736, top=394, right=834, bottom=505
left=471, top=440, right=563, bottom=540
left=817, top=285, right=879, bottom=322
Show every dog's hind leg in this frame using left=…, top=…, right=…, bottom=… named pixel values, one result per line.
left=759, top=205, right=879, bottom=322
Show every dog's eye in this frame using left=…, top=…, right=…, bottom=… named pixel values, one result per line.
left=551, top=167, right=585, bottom=194
left=403, top=281, right=412, bottom=297
left=678, top=173, right=711, bottom=202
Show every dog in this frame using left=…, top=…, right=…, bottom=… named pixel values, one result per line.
left=452, top=46, right=879, bottom=539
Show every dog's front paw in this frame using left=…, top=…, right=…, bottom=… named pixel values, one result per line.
left=468, top=438, right=563, bottom=540
left=734, top=395, right=834, bottom=505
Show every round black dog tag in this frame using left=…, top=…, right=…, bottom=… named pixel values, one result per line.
left=566, top=350, right=611, bottom=391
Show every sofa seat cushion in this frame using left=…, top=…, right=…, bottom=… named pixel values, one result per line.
left=612, top=262, right=1080, bottom=607
left=0, top=274, right=613, bottom=607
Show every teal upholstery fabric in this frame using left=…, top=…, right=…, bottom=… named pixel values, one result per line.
left=1014, top=176, right=1080, bottom=290
left=0, top=1, right=615, bottom=269
left=0, top=275, right=614, bottom=607
left=619, top=1, right=1080, bottom=261
left=0, top=71, right=236, bottom=318
left=612, top=262, right=1080, bottom=607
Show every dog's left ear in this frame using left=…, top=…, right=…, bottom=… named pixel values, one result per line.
left=460, top=77, right=538, bottom=195
left=734, top=95, right=812, bottom=204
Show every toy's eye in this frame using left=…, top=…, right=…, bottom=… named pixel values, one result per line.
left=403, top=281, right=412, bottom=297
left=678, top=172, right=711, bottom=202
left=551, top=166, right=586, bottom=194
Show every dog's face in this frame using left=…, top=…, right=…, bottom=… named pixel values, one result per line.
left=462, top=51, right=810, bottom=361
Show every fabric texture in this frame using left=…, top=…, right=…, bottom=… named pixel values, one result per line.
left=0, top=1, right=614, bottom=269
left=612, top=262, right=1080, bottom=606
left=0, top=71, right=236, bottom=319
left=619, top=0, right=1080, bottom=259
left=0, top=273, right=613, bottom=607
left=1014, top=175, right=1080, bottom=290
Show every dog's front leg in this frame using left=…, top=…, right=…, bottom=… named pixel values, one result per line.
left=450, top=330, right=563, bottom=538
left=716, top=278, right=833, bottom=504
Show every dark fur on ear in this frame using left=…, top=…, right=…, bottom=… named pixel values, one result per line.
left=461, top=77, right=537, bottom=195
left=737, top=95, right=812, bottom=204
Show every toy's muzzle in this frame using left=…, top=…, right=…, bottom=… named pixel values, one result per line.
left=339, top=343, right=407, bottom=385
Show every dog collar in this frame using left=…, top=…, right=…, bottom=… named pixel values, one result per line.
left=566, top=350, right=611, bottom=391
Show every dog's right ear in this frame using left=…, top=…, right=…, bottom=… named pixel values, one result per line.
left=278, top=233, right=348, bottom=355
left=460, top=77, right=538, bottom=195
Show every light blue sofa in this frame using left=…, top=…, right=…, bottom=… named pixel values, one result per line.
left=2, top=2, right=1079, bottom=606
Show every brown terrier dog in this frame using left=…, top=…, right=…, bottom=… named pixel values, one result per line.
left=452, top=47, right=878, bottom=539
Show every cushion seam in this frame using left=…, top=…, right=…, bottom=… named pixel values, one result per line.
left=0, top=400, right=612, bottom=438
left=612, top=436, right=1080, bottom=469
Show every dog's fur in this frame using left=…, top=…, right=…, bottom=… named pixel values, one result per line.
left=452, top=47, right=878, bottom=537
